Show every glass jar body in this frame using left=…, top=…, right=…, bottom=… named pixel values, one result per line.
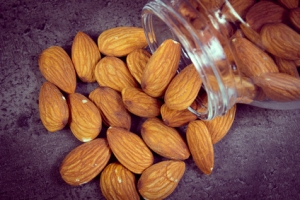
left=141, top=0, right=300, bottom=120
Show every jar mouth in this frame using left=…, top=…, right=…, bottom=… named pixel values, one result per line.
left=141, top=0, right=237, bottom=120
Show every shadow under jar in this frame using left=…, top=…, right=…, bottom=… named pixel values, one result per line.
left=141, top=0, right=300, bottom=120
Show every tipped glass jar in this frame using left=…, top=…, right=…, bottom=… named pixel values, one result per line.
left=141, top=0, right=300, bottom=120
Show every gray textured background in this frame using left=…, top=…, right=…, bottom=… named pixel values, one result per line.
left=1, top=0, right=300, bottom=199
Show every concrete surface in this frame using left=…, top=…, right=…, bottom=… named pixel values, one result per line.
left=1, top=0, right=300, bottom=199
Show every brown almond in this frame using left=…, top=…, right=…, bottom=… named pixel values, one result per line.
left=60, top=138, right=111, bottom=186
left=68, top=93, right=102, bottom=142
left=100, top=162, right=140, bottom=200
left=38, top=46, right=76, bottom=94
left=239, top=23, right=264, bottom=49
left=94, top=56, right=139, bottom=92
left=98, top=27, right=148, bottom=57
left=39, top=81, right=69, bottom=132
left=126, top=48, right=151, bottom=84
left=289, top=8, right=300, bottom=32
left=245, top=1, right=288, bottom=32
left=222, top=0, right=256, bottom=22
left=141, top=117, right=190, bottom=160
left=160, top=102, right=198, bottom=127
left=141, top=39, right=181, bottom=97
left=106, top=127, right=154, bottom=174
left=278, top=0, right=299, bottom=9
left=164, top=64, right=202, bottom=110
left=89, top=86, right=131, bottom=130
left=186, top=120, right=214, bottom=175
left=71, top=31, right=100, bottom=82
left=234, top=76, right=259, bottom=104
left=121, top=87, right=162, bottom=118
left=253, top=72, right=300, bottom=102
left=203, top=104, right=236, bottom=144
left=275, top=57, right=299, bottom=78
left=261, top=23, right=300, bottom=60
left=137, top=160, right=186, bottom=200
left=231, top=37, right=279, bottom=77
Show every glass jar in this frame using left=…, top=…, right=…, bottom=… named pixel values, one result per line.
left=141, top=0, right=300, bottom=120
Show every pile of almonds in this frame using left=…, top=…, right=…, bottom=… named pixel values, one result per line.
left=38, top=0, right=300, bottom=199
left=38, top=26, right=235, bottom=199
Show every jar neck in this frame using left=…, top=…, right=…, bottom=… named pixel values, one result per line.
left=141, top=0, right=237, bottom=120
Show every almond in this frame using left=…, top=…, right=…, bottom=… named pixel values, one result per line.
left=94, top=56, right=139, bottom=92
left=234, top=76, right=259, bottom=104
left=38, top=46, right=76, bottom=94
left=68, top=93, right=102, bottom=142
left=137, top=160, right=186, bottom=200
left=245, top=1, right=288, bottom=32
left=141, top=39, right=181, bottom=97
left=100, top=162, right=140, bottom=200
left=239, top=23, right=263, bottom=49
left=278, top=0, right=298, bottom=9
left=289, top=8, right=300, bottom=32
left=126, top=48, right=151, bottom=84
left=261, top=23, right=300, bottom=60
left=89, top=86, right=131, bottom=130
left=252, top=72, right=300, bottom=102
left=71, top=31, right=101, bottom=82
left=141, top=117, right=190, bottom=160
left=202, top=104, right=236, bottom=144
left=231, top=37, right=279, bottom=77
left=160, top=102, right=198, bottom=127
left=121, top=87, right=162, bottom=118
left=200, top=0, right=225, bottom=11
left=106, top=127, right=154, bottom=174
left=60, top=138, right=111, bottom=186
left=164, top=64, right=202, bottom=110
left=222, top=0, right=256, bottom=22
left=39, top=81, right=69, bottom=132
left=186, top=120, right=214, bottom=175
left=97, top=27, right=148, bottom=57
left=274, top=57, right=299, bottom=78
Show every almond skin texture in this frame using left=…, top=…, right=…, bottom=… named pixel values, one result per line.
left=275, top=57, right=299, bottom=78
left=278, top=0, right=298, bottom=9
left=141, top=117, right=190, bottom=160
left=122, top=87, right=162, bottom=118
left=68, top=93, right=102, bottom=142
left=98, top=27, right=148, bottom=57
left=222, top=0, right=256, bottom=22
left=203, top=104, right=236, bottom=144
left=253, top=72, right=300, bottom=102
left=39, top=81, right=69, bottom=132
left=100, top=163, right=140, bottom=200
left=160, top=102, right=198, bottom=127
left=38, top=46, right=76, bottom=94
left=261, top=23, right=300, bottom=60
left=94, top=56, right=138, bottom=92
left=89, top=86, right=131, bottom=130
left=164, top=64, right=202, bottom=110
left=141, top=39, right=181, bottom=97
left=231, top=37, right=279, bottom=77
left=60, top=138, right=111, bottom=186
left=71, top=31, right=101, bottom=82
left=289, top=8, right=300, bottom=32
left=186, top=120, right=214, bottom=175
left=126, top=48, right=151, bottom=84
left=106, top=127, right=154, bottom=174
left=245, top=1, right=288, bottom=32
left=137, top=160, right=186, bottom=200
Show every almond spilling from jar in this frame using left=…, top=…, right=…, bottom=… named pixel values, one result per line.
left=141, top=117, right=190, bottom=160
left=100, top=162, right=140, bottom=200
left=141, top=39, right=181, bottom=97
left=68, top=93, right=102, bottom=142
left=39, top=81, right=69, bottom=132
left=89, top=86, right=131, bottom=130
left=60, top=138, right=111, bottom=186
left=106, top=126, right=154, bottom=174
left=137, top=160, right=186, bottom=200
left=38, top=46, right=76, bottom=94
left=71, top=31, right=101, bottom=83
left=164, top=63, right=202, bottom=111
left=98, top=26, right=148, bottom=57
